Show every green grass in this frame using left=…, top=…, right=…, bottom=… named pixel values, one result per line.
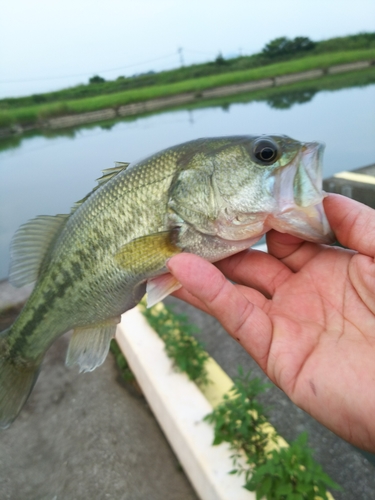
left=1, top=48, right=374, bottom=130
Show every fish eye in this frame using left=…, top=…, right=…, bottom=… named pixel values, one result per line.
left=253, top=139, right=279, bottom=165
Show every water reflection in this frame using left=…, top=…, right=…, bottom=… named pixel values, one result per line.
left=266, top=89, right=317, bottom=109
left=1, top=82, right=375, bottom=280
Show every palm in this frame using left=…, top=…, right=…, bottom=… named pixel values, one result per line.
left=169, top=194, right=375, bottom=450
left=256, top=244, right=375, bottom=448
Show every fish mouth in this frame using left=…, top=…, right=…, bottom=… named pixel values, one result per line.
left=269, top=142, right=335, bottom=244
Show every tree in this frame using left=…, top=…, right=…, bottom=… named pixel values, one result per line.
left=215, top=52, right=226, bottom=65
left=89, top=75, right=106, bottom=84
left=262, top=36, right=316, bottom=58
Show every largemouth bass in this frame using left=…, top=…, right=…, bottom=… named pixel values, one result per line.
left=0, top=135, right=334, bottom=428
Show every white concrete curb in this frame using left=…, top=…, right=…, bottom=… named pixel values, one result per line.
left=116, top=307, right=255, bottom=500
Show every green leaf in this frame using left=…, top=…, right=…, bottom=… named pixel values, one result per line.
left=257, top=475, right=273, bottom=497
left=275, top=482, right=293, bottom=495
left=288, top=493, right=304, bottom=500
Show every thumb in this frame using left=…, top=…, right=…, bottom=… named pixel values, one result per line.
left=324, top=194, right=375, bottom=257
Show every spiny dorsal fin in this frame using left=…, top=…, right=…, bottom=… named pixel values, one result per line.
left=65, top=317, right=120, bottom=373
left=71, top=161, right=130, bottom=213
left=9, top=214, right=69, bottom=287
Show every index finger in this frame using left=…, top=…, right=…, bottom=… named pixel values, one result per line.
left=324, top=194, right=375, bottom=257
left=167, top=253, right=273, bottom=370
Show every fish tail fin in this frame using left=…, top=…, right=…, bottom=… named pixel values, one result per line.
left=0, top=329, right=42, bottom=429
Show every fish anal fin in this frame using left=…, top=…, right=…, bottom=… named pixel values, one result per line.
left=146, top=273, right=182, bottom=307
left=66, top=317, right=120, bottom=373
left=9, top=214, right=69, bottom=288
left=114, top=231, right=182, bottom=275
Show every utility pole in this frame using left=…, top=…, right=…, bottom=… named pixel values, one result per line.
left=178, top=47, right=184, bottom=67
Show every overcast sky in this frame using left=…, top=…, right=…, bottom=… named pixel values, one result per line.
left=1, top=0, right=374, bottom=99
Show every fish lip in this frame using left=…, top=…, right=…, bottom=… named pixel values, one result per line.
left=299, top=141, right=325, bottom=204
left=269, top=140, right=335, bottom=244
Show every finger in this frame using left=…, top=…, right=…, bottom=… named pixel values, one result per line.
left=266, top=231, right=325, bottom=272
left=168, top=253, right=273, bottom=370
left=266, top=231, right=306, bottom=259
left=214, top=249, right=292, bottom=298
left=172, top=281, right=268, bottom=315
left=172, top=286, right=211, bottom=314
left=324, top=193, right=375, bottom=257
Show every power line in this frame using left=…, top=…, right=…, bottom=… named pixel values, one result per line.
left=0, top=52, right=178, bottom=85
left=184, top=48, right=217, bottom=56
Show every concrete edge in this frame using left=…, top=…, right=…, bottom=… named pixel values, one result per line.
left=116, top=307, right=255, bottom=500
left=334, top=171, right=375, bottom=185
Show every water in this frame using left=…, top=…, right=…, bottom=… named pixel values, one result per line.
left=1, top=84, right=375, bottom=280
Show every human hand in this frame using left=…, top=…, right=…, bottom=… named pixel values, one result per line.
left=167, top=194, right=375, bottom=451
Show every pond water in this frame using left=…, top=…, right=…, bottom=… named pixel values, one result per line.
left=1, top=83, right=375, bottom=280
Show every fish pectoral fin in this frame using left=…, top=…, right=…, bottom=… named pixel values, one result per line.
left=66, top=317, right=120, bottom=373
left=146, top=273, right=182, bottom=308
left=114, top=231, right=182, bottom=274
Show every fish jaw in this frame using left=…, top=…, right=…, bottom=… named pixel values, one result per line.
left=267, top=201, right=334, bottom=243
left=269, top=141, right=335, bottom=244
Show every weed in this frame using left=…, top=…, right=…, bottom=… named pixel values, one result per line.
left=140, top=301, right=209, bottom=386
left=204, top=367, right=275, bottom=477
left=205, top=368, right=341, bottom=499
left=245, top=433, right=341, bottom=499
left=110, top=339, right=135, bottom=383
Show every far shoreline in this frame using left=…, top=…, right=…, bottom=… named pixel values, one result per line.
left=1, top=58, right=374, bottom=139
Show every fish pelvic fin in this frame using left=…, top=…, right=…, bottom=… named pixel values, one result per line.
left=66, top=318, right=120, bottom=373
left=0, top=329, right=42, bottom=429
left=146, top=273, right=182, bottom=307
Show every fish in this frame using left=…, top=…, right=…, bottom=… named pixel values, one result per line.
left=0, top=135, right=334, bottom=428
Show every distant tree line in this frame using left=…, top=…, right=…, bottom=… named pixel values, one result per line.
left=261, top=36, right=316, bottom=59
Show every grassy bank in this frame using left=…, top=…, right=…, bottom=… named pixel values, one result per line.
left=1, top=65, right=374, bottom=154
left=184, top=65, right=375, bottom=111
left=1, top=48, right=374, bottom=130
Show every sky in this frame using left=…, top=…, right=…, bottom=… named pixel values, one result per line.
left=1, top=0, right=374, bottom=99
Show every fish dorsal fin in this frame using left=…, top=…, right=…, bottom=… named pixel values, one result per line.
left=9, top=214, right=69, bottom=287
left=71, top=162, right=130, bottom=213
left=98, top=162, right=130, bottom=185
left=65, top=317, right=120, bottom=373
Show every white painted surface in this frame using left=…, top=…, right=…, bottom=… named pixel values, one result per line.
left=116, top=307, right=255, bottom=500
